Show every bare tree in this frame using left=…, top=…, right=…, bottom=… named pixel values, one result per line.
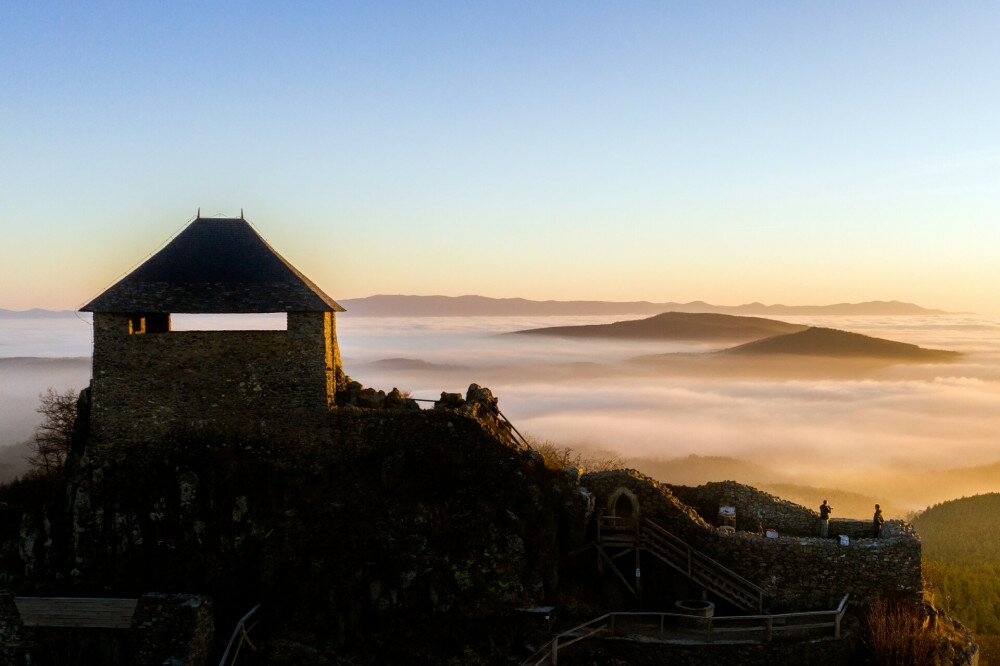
left=27, top=388, right=79, bottom=475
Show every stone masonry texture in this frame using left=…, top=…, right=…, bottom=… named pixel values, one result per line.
left=90, top=311, right=344, bottom=444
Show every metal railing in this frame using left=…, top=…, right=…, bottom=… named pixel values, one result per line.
left=219, top=604, right=261, bottom=666
left=522, top=594, right=850, bottom=665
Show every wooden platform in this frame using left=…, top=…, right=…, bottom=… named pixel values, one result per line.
left=14, top=596, right=138, bottom=629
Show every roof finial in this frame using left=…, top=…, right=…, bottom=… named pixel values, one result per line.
left=196, top=207, right=201, bottom=219
left=240, top=208, right=244, bottom=220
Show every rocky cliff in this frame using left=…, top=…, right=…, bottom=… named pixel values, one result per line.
left=0, top=387, right=591, bottom=664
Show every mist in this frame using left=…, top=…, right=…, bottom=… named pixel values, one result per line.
left=2, top=312, right=999, bottom=510
left=339, top=314, right=1000, bottom=512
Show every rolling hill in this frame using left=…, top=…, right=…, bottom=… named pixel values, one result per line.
left=511, top=312, right=807, bottom=342
left=913, top=494, right=1000, bottom=645
left=722, top=327, right=960, bottom=361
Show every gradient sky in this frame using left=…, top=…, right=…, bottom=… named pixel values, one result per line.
left=1, top=2, right=998, bottom=312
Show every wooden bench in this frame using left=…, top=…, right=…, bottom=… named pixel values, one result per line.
left=14, top=597, right=138, bottom=629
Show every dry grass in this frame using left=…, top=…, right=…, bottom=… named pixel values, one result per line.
left=860, top=597, right=969, bottom=666
left=526, top=437, right=625, bottom=473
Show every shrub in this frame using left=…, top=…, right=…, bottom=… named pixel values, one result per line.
left=526, top=436, right=625, bottom=473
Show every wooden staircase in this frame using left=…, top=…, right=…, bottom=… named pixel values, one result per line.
left=596, top=513, right=764, bottom=612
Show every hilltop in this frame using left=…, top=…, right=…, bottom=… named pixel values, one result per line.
left=913, top=494, right=1000, bottom=567
left=914, top=494, right=1000, bottom=651
left=722, top=327, right=959, bottom=361
left=510, top=312, right=807, bottom=342
left=628, top=455, right=903, bottom=518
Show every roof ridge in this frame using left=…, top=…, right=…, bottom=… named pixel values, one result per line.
left=81, top=218, right=344, bottom=313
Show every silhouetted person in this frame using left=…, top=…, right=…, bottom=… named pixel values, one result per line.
left=872, top=504, right=884, bottom=538
left=819, top=499, right=832, bottom=537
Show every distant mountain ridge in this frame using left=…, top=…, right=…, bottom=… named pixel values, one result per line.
left=337, top=295, right=946, bottom=317
left=511, top=312, right=808, bottom=342
left=0, top=309, right=84, bottom=319
left=2, top=298, right=947, bottom=318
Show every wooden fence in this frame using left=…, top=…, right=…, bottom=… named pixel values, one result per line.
left=523, top=593, right=850, bottom=665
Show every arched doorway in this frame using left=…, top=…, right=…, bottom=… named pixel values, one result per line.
left=607, top=487, right=640, bottom=528
left=615, top=493, right=635, bottom=519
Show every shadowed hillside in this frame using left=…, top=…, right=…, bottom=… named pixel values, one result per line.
left=722, top=327, right=959, bottom=361
left=914, top=494, right=1000, bottom=662
left=511, top=312, right=806, bottom=342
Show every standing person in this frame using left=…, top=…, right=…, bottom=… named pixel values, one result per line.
left=819, top=499, right=832, bottom=538
left=872, top=504, right=884, bottom=538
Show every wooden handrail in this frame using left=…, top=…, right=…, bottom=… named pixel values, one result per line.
left=643, top=519, right=761, bottom=592
left=525, top=596, right=850, bottom=664
left=494, top=407, right=532, bottom=451
left=639, top=518, right=763, bottom=610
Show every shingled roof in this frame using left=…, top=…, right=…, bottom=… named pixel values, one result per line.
left=81, top=218, right=344, bottom=313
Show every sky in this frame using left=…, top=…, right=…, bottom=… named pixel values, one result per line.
left=1, top=2, right=998, bottom=312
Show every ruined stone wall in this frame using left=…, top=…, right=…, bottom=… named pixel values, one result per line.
left=580, top=472, right=922, bottom=612
left=0, top=592, right=212, bottom=666
left=0, top=594, right=22, bottom=664
left=670, top=480, right=875, bottom=538
left=581, top=470, right=712, bottom=545
left=707, top=523, right=921, bottom=611
left=90, top=311, right=344, bottom=443
left=131, top=593, right=214, bottom=666
left=0, top=406, right=588, bottom=663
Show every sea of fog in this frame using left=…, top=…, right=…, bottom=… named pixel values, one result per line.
left=2, top=312, right=1000, bottom=507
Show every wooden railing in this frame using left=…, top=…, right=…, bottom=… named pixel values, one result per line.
left=598, top=512, right=636, bottom=532
left=522, top=614, right=611, bottom=666
left=408, top=398, right=531, bottom=452
left=640, top=518, right=764, bottom=612
left=595, top=511, right=764, bottom=612
left=521, top=594, right=850, bottom=665
left=494, top=407, right=532, bottom=452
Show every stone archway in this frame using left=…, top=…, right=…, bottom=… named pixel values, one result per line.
left=607, top=486, right=640, bottom=522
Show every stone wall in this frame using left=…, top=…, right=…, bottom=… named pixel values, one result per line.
left=1, top=406, right=588, bottom=663
left=579, top=472, right=922, bottom=612
left=90, top=311, right=344, bottom=444
left=0, top=594, right=23, bottom=664
left=131, top=593, right=214, bottom=666
left=0, top=592, right=211, bottom=666
left=706, top=524, right=921, bottom=611
left=580, top=470, right=712, bottom=545
left=670, top=480, right=876, bottom=538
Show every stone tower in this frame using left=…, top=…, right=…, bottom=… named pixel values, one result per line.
left=81, top=216, right=345, bottom=443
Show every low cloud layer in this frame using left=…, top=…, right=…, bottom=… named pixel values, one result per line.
left=2, top=312, right=999, bottom=508
left=341, top=314, right=1000, bottom=500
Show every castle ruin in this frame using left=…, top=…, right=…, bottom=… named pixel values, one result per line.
left=81, top=216, right=346, bottom=443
